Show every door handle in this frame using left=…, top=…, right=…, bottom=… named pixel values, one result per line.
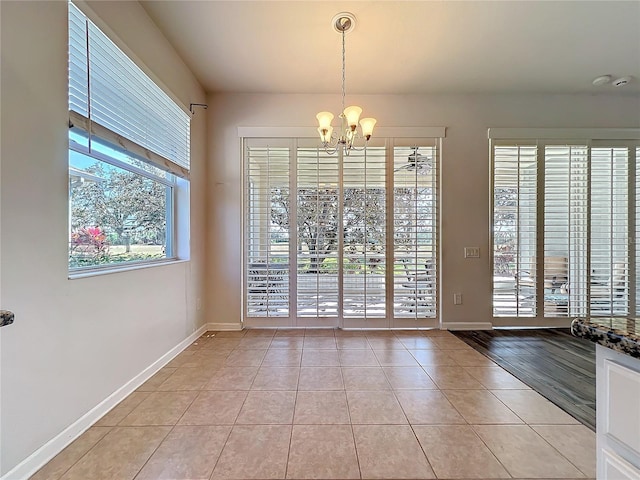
left=1, top=310, right=15, bottom=327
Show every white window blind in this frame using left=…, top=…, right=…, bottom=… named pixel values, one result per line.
left=244, top=138, right=441, bottom=325
left=637, top=146, right=640, bottom=316
left=296, top=145, right=340, bottom=317
left=492, top=144, right=537, bottom=317
left=543, top=145, right=588, bottom=317
left=393, top=146, right=438, bottom=318
left=245, top=142, right=291, bottom=317
left=343, top=147, right=387, bottom=319
left=590, top=147, right=629, bottom=316
left=492, top=135, right=640, bottom=319
left=68, top=3, right=190, bottom=178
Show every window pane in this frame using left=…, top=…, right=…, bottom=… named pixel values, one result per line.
left=493, top=139, right=639, bottom=320
left=543, top=145, right=588, bottom=317
left=343, top=147, right=386, bottom=319
left=637, top=146, right=640, bottom=316
left=69, top=149, right=170, bottom=269
left=296, top=147, right=339, bottom=317
left=393, top=146, right=437, bottom=318
left=244, top=138, right=440, bottom=324
left=590, top=147, right=629, bottom=316
left=245, top=145, right=291, bottom=317
left=492, top=145, right=537, bottom=317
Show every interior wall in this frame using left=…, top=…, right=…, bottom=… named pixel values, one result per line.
left=0, top=1, right=206, bottom=475
left=206, top=92, right=640, bottom=329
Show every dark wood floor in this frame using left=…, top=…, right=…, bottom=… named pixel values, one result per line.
left=453, top=328, right=596, bottom=430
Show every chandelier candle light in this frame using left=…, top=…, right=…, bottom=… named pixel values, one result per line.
left=316, top=12, right=376, bottom=155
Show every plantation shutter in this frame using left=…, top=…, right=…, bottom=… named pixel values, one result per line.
left=393, top=144, right=438, bottom=318
left=637, top=146, right=640, bottom=316
left=245, top=140, right=291, bottom=318
left=296, top=143, right=340, bottom=317
left=492, top=143, right=537, bottom=317
left=68, top=3, right=190, bottom=179
left=342, top=146, right=387, bottom=319
left=590, top=146, right=629, bottom=316
left=492, top=130, right=640, bottom=321
left=543, top=145, right=589, bottom=317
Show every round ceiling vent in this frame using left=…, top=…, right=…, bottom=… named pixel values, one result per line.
left=592, top=75, right=612, bottom=86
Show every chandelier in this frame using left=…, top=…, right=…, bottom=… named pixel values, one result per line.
left=316, top=13, right=376, bottom=155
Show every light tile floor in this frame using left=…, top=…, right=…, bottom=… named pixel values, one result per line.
left=31, top=329, right=596, bottom=480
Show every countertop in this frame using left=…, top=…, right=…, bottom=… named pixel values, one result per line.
left=571, top=317, right=640, bottom=359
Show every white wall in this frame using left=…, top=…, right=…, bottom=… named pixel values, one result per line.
left=0, top=1, right=206, bottom=475
left=206, top=93, right=640, bottom=329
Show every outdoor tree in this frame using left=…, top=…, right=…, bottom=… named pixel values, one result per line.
left=70, top=162, right=167, bottom=253
left=270, top=187, right=433, bottom=273
left=493, top=186, right=518, bottom=274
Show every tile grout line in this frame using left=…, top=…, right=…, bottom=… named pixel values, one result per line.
left=342, top=371, right=363, bottom=480
left=283, top=343, right=304, bottom=480
left=132, top=358, right=213, bottom=479
left=36, top=426, right=113, bottom=480
left=207, top=332, right=253, bottom=479
left=129, top=425, right=174, bottom=480
left=527, top=424, right=593, bottom=478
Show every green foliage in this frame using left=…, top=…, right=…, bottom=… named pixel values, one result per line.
left=69, top=160, right=168, bottom=267
left=269, top=186, right=434, bottom=274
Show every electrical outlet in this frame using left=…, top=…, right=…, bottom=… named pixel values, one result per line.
left=453, top=293, right=463, bottom=305
left=464, top=247, right=480, bottom=258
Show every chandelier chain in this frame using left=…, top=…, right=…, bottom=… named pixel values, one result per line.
left=341, top=29, right=346, bottom=114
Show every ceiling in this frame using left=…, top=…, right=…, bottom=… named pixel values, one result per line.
left=140, top=1, right=640, bottom=95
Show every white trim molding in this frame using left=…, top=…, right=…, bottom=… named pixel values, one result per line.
left=207, top=322, right=243, bottom=331
left=442, top=322, right=493, bottom=331
left=488, top=127, right=640, bottom=140
left=1, top=325, right=210, bottom=480
left=238, top=126, right=447, bottom=139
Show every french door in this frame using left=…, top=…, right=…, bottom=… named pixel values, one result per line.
left=491, top=132, right=639, bottom=323
left=244, top=137, right=440, bottom=328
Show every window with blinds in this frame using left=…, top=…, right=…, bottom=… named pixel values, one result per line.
left=244, top=138, right=440, bottom=326
left=590, top=147, right=629, bottom=316
left=343, top=147, right=387, bottom=319
left=68, top=2, right=189, bottom=271
left=393, top=146, right=438, bottom=318
left=68, top=2, right=190, bottom=178
left=491, top=135, right=640, bottom=319
left=637, top=146, right=640, bottom=316
left=492, top=144, right=537, bottom=316
left=245, top=143, right=291, bottom=317
left=543, top=145, right=588, bottom=317
left=296, top=145, right=339, bottom=317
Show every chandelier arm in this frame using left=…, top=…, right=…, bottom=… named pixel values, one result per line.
left=322, top=145, right=340, bottom=156
left=348, top=144, right=367, bottom=152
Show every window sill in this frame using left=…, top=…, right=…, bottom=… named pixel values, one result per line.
left=68, top=258, right=188, bottom=280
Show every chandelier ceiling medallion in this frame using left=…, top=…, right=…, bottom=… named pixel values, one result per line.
left=316, top=12, right=376, bottom=155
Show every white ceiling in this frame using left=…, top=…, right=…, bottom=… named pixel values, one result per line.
left=140, top=1, right=640, bottom=95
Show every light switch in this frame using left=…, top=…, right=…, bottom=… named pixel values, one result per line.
left=464, top=247, right=480, bottom=258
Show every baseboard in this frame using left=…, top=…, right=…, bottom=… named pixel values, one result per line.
left=1, top=324, right=209, bottom=480
left=442, top=322, right=493, bottom=331
left=206, top=322, right=243, bottom=331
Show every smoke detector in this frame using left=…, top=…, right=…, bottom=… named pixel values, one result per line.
left=613, top=76, right=632, bottom=87
left=592, top=75, right=611, bottom=86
